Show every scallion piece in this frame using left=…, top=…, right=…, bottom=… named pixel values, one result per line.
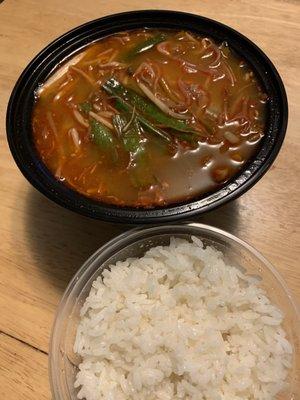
left=123, top=33, right=167, bottom=61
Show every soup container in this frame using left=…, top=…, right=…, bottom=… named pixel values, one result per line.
left=49, top=223, right=299, bottom=400
left=6, top=11, right=288, bottom=223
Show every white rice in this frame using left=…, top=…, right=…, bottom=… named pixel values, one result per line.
left=74, top=237, right=292, bottom=400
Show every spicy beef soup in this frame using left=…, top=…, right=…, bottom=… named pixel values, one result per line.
left=32, top=29, right=267, bottom=207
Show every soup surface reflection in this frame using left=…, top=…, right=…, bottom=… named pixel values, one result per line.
left=32, top=29, right=267, bottom=207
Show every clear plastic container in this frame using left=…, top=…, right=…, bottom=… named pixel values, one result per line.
left=49, top=223, right=300, bottom=399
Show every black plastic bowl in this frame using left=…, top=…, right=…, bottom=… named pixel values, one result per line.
left=6, top=10, right=288, bottom=224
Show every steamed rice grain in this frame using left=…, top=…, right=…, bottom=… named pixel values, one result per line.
left=74, top=237, right=292, bottom=400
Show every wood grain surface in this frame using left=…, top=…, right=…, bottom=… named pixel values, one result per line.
left=0, top=0, right=299, bottom=398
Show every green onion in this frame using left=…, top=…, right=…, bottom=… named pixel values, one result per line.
left=112, top=114, right=125, bottom=137
left=103, top=78, right=200, bottom=135
left=123, top=33, right=167, bottom=61
left=112, top=114, right=144, bottom=154
left=112, top=113, right=154, bottom=188
left=90, top=119, right=118, bottom=162
left=123, top=122, right=143, bottom=154
left=114, top=98, right=172, bottom=143
left=90, top=119, right=114, bottom=148
left=78, top=102, right=92, bottom=114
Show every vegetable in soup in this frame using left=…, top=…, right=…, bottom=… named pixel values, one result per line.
left=32, top=29, right=267, bottom=207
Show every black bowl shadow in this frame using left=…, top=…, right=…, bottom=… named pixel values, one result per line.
left=25, top=188, right=129, bottom=290
left=25, top=187, right=240, bottom=292
left=192, top=199, right=240, bottom=233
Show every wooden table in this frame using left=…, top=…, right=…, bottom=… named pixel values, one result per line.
left=0, top=0, right=299, bottom=398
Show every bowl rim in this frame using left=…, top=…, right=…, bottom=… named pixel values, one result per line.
left=6, top=10, right=288, bottom=223
left=49, top=222, right=299, bottom=399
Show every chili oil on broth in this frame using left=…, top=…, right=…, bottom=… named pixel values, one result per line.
left=32, top=29, right=267, bottom=207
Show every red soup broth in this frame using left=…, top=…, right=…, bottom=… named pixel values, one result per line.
left=32, top=29, right=267, bottom=207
